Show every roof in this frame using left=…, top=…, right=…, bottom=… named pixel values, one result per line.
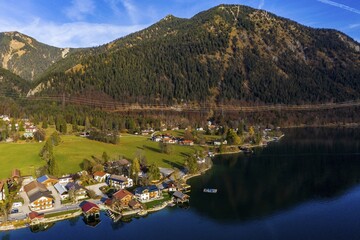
left=37, top=175, right=58, bottom=183
left=93, top=171, right=107, bottom=177
left=159, top=168, right=174, bottom=177
left=113, top=189, right=133, bottom=200
left=66, top=182, right=83, bottom=191
left=54, top=183, right=68, bottom=195
left=80, top=201, right=100, bottom=213
left=28, top=211, right=44, bottom=220
left=134, top=185, right=159, bottom=195
left=173, top=191, right=188, bottom=200
left=109, top=175, right=128, bottom=182
left=12, top=169, right=21, bottom=178
left=28, top=191, right=53, bottom=203
left=59, top=175, right=73, bottom=180
left=116, top=159, right=130, bottom=166
left=24, top=181, right=48, bottom=194
left=129, top=199, right=141, bottom=208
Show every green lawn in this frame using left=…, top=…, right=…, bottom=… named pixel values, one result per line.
left=0, top=133, right=200, bottom=179
left=144, top=192, right=171, bottom=209
left=0, top=142, right=43, bottom=179
left=44, top=209, right=80, bottom=218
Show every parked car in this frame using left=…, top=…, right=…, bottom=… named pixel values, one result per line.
left=10, top=209, right=19, bottom=214
left=12, top=202, right=23, bottom=208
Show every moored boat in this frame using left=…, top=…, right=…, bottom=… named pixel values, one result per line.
left=203, top=188, right=217, bottom=193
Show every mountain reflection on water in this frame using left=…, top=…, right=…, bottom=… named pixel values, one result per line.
left=188, top=127, right=360, bottom=222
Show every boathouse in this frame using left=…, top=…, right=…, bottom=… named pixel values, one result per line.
left=80, top=201, right=100, bottom=218
left=173, top=191, right=189, bottom=204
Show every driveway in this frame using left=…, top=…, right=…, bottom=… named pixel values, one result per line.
left=85, top=183, right=107, bottom=198
left=48, top=185, right=61, bottom=210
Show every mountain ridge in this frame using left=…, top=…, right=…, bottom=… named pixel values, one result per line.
left=1, top=4, right=360, bottom=106
left=0, top=31, right=76, bottom=81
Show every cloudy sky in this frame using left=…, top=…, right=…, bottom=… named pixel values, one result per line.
left=0, top=0, right=359, bottom=48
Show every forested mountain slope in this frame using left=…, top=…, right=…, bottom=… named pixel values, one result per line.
left=0, top=32, right=75, bottom=81
left=29, top=4, right=360, bottom=105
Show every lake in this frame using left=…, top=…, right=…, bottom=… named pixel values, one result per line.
left=2, top=127, right=360, bottom=240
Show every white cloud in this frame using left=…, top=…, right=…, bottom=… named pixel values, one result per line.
left=104, top=0, right=141, bottom=24
left=258, top=0, right=265, bottom=9
left=349, top=23, right=360, bottom=29
left=121, top=0, right=139, bottom=24
left=0, top=18, right=148, bottom=48
left=65, top=0, right=96, bottom=21
left=317, top=0, right=360, bottom=15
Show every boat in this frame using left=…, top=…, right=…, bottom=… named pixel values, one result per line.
left=167, top=202, right=176, bottom=207
left=203, top=188, right=217, bottom=193
left=240, top=147, right=253, bottom=154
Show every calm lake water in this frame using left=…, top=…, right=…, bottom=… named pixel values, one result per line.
left=3, top=128, right=360, bottom=240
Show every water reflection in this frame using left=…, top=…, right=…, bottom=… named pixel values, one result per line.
left=189, top=128, right=360, bottom=222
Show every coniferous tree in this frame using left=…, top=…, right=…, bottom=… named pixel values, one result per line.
left=131, top=157, right=141, bottom=185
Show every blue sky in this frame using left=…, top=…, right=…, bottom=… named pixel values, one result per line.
left=0, top=0, right=359, bottom=48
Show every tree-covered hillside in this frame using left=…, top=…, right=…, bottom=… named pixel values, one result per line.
left=0, top=32, right=76, bottom=81
left=25, top=4, right=360, bottom=104
left=0, top=67, right=30, bottom=99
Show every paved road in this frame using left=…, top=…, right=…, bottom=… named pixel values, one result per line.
left=7, top=182, right=108, bottom=221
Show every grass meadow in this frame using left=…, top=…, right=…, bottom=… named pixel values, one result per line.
left=0, top=133, right=199, bottom=179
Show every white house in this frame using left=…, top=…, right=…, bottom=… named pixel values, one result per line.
left=54, top=183, right=69, bottom=200
left=93, top=171, right=110, bottom=182
left=0, top=181, right=6, bottom=201
left=134, top=185, right=161, bottom=202
left=58, top=175, right=73, bottom=185
left=106, top=175, right=133, bottom=189
left=0, top=115, right=10, bottom=122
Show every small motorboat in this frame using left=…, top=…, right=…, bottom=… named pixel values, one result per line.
left=203, top=188, right=217, bottom=193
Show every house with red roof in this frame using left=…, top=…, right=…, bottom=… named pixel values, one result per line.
left=112, top=189, right=134, bottom=207
left=80, top=201, right=100, bottom=218
left=93, top=171, right=109, bottom=182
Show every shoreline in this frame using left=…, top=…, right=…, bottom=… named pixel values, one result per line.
left=0, top=210, right=81, bottom=232
left=0, top=134, right=284, bottom=232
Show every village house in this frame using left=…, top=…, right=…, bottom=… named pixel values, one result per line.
left=58, top=175, right=73, bottom=185
left=106, top=174, right=133, bottom=189
left=173, top=191, right=190, bottom=204
left=0, top=181, right=6, bottom=201
left=65, top=182, right=87, bottom=201
left=0, top=115, right=10, bottom=122
left=181, top=140, right=194, bottom=146
left=11, top=169, right=21, bottom=183
left=163, top=137, right=176, bottom=144
left=159, top=167, right=175, bottom=179
left=129, top=199, right=142, bottom=210
left=28, top=211, right=45, bottom=223
left=134, top=185, right=161, bottom=202
left=37, top=175, right=59, bottom=187
left=141, top=129, right=154, bottom=135
left=80, top=201, right=100, bottom=219
left=24, top=181, right=54, bottom=211
left=105, top=159, right=131, bottom=176
left=152, top=136, right=163, bottom=142
left=160, top=181, right=178, bottom=192
left=54, top=183, right=69, bottom=200
left=93, top=171, right=109, bottom=182
left=111, top=189, right=135, bottom=208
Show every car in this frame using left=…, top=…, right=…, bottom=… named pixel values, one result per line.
left=12, top=202, right=23, bottom=208
left=10, top=209, right=19, bottom=214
